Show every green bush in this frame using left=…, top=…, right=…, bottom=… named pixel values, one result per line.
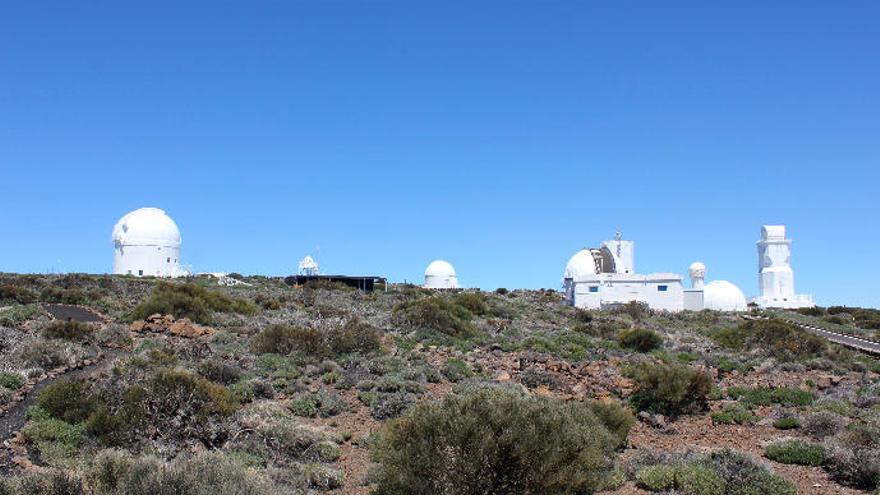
left=0, top=284, right=37, bottom=304
left=636, top=464, right=724, bottom=495
left=129, top=281, right=257, bottom=324
left=0, top=371, right=25, bottom=390
left=251, top=320, right=382, bottom=358
left=773, top=417, right=800, bottom=430
left=0, top=470, right=84, bottom=495
left=702, top=449, right=795, bottom=495
left=453, top=292, right=489, bottom=316
left=82, top=449, right=287, bottom=495
left=441, top=358, right=472, bottom=382
left=618, top=328, right=663, bottom=352
left=36, top=378, right=102, bottom=424
left=586, top=400, right=636, bottom=448
left=42, top=320, right=95, bottom=341
left=22, top=415, right=84, bottom=466
left=372, top=386, right=627, bottom=495
left=712, top=319, right=827, bottom=361
left=764, top=439, right=824, bottom=466
left=392, top=297, right=476, bottom=338
left=711, top=403, right=757, bottom=425
left=726, top=386, right=814, bottom=407
left=627, top=362, right=712, bottom=416
left=113, top=369, right=239, bottom=447
left=328, top=317, right=384, bottom=355
left=250, top=324, right=326, bottom=357
left=635, top=465, right=676, bottom=491
left=289, top=390, right=347, bottom=418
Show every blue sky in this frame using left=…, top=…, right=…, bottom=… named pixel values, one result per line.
left=1, top=2, right=878, bottom=307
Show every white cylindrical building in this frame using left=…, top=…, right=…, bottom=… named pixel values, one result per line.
left=112, top=207, right=183, bottom=277
left=424, top=260, right=458, bottom=289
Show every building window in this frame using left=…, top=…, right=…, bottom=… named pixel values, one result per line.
left=657, top=285, right=668, bottom=292
left=589, top=286, right=599, bottom=293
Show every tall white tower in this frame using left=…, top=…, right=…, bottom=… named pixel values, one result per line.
left=752, top=225, right=814, bottom=308
left=112, top=207, right=184, bottom=277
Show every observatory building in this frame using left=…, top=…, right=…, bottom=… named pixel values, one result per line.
left=750, top=225, right=814, bottom=309
left=112, top=207, right=186, bottom=277
left=424, top=260, right=458, bottom=289
left=683, top=262, right=748, bottom=312
left=563, top=234, right=684, bottom=311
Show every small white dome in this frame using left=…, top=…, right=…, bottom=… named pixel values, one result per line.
left=688, top=261, right=706, bottom=277
left=703, top=280, right=748, bottom=311
left=564, top=249, right=598, bottom=280
left=112, top=208, right=181, bottom=247
left=424, top=260, right=458, bottom=289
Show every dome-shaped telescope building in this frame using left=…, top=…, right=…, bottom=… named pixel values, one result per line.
left=424, top=260, right=458, bottom=289
left=112, top=207, right=185, bottom=277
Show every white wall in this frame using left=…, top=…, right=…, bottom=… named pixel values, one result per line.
left=570, top=273, right=684, bottom=312
left=113, top=243, right=182, bottom=277
left=424, top=274, right=458, bottom=289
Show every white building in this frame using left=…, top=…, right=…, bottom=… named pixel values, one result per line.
left=424, top=260, right=458, bottom=289
left=112, top=207, right=186, bottom=277
left=750, top=225, right=814, bottom=309
left=683, top=262, right=748, bottom=312
left=563, top=233, right=684, bottom=311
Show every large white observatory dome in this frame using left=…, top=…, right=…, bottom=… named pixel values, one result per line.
left=112, top=207, right=184, bottom=277
left=424, top=260, right=458, bottom=289
left=564, top=249, right=598, bottom=280
left=703, top=280, right=748, bottom=312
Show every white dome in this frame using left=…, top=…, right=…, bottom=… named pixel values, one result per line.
left=564, top=249, right=598, bottom=280
left=703, top=280, right=748, bottom=311
left=688, top=261, right=706, bottom=277
left=424, top=260, right=458, bottom=289
left=112, top=207, right=181, bottom=247
left=425, top=259, right=456, bottom=278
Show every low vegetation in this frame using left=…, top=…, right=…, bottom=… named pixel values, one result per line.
left=631, top=449, right=796, bottom=495
left=764, top=439, right=825, bottom=466
left=130, top=281, right=257, bottom=324
left=712, top=319, right=827, bottom=361
left=627, top=362, right=712, bottom=416
left=372, top=385, right=632, bottom=494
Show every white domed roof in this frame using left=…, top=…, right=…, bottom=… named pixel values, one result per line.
left=112, top=207, right=181, bottom=247
left=425, top=259, right=456, bottom=277
left=564, top=249, right=598, bottom=279
left=688, top=261, right=706, bottom=276
left=703, top=280, right=748, bottom=311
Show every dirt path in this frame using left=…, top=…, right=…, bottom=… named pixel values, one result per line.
left=0, top=349, right=121, bottom=475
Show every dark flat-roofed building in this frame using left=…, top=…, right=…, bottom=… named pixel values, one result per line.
left=284, top=275, right=387, bottom=292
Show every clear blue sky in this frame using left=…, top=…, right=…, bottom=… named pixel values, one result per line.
left=1, top=2, right=878, bottom=307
